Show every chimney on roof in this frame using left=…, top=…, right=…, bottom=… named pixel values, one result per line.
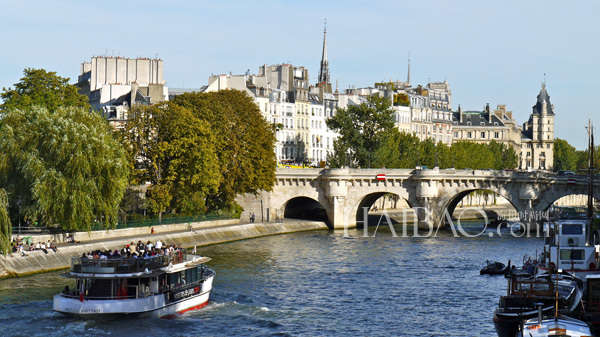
left=486, top=103, right=491, bottom=123
left=459, top=105, right=463, bottom=123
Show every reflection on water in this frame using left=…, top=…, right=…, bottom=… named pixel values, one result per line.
left=0, top=223, right=542, bottom=336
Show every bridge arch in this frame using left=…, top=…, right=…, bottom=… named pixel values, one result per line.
left=283, top=196, right=331, bottom=226
left=439, top=188, right=521, bottom=225
left=534, top=189, right=600, bottom=212
left=353, top=191, right=415, bottom=227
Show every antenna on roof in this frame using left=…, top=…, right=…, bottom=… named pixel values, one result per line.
left=543, top=72, right=547, bottom=89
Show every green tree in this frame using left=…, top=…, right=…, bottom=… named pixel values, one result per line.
left=373, top=130, right=421, bottom=168
left=326, top=94, right=395, bottom=168
left=575, top=146, right=600, bottom=172
left=553, top=138, right=578, bottom=171
left=0, top=188, right=11, bottom=255
left=1, top=68, right=89, bottom=114
left=487, top=140, right=519, bottom=170
left=171, top=90, right=277, bottom=211
left=122, top=102, right=221, bottom=221
left=448, top=141, right=496, bottom=169
left=0, top=106, right=128, bottom=231
left=419, top=139, right=440, bottom=168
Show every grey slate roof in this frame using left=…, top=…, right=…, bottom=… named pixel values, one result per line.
left=452, top=111, right=505, bottom=126
left=532, top=84, right=554, bottom=115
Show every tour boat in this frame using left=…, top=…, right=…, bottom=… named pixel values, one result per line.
left=53, top=249, right=215, bottom=318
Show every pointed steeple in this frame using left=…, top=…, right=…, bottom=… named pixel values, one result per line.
left=407, top=52, right=411, bottom=85
left=318, top=19, right=330, bottom=86
left=533, top=80, right=553, bottom=115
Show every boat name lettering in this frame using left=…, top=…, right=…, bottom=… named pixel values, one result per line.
left=173, top=287, right=200, bottom=300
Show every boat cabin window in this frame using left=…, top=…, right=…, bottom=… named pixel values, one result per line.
left=75, top=277, right=154, bottom=299
left=168, top=266, right=205, bottom=289
left=560, top=249, right=585, bottom=261
left=561, top=224, right=583, bottom=235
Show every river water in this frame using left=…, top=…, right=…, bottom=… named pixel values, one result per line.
left=0, top=222, right=544, bottom=336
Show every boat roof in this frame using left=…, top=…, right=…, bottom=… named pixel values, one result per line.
left=69, top=251, right=211, bottom=277
left=162, top=256, right=211, bottom=274
left=64, top=269, right=165, bottom=279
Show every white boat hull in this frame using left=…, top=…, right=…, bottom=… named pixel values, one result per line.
left=53, top=275, right=213, bottom=318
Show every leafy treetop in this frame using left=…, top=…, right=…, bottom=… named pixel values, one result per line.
left=1, top=68, right=89, bottom=113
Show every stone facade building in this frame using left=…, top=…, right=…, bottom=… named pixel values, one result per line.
left=77, top=56, right=168, bottom=128
left=520, top=83, right=555, bottom=170
left=451, top=84, right=555, bottom=171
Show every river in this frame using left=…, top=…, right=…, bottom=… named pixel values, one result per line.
left=0, top=221, right=543, bottom=336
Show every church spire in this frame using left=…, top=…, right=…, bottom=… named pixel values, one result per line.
left=407, top=52, right=411, bottom=85
left=318, top=19, right=330, bottom=86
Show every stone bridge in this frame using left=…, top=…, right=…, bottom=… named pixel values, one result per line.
left=236, top=168, right=600, bottom=229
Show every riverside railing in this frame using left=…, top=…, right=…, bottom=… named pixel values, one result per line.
left=12, top=213, right=234, bottom=234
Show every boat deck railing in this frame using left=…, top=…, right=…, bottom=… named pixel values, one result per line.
left=71, top=249, right=187, bottom=274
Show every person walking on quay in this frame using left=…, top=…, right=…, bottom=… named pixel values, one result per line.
left=250, top=213, right=255, bottom=223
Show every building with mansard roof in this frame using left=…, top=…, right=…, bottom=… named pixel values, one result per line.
left=451, top=84, right=555, bottom=171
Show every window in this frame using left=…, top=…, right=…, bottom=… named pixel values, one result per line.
left=562, top=224, right=583, bottom=235
left=480, top=132, right=485, bottom=138
left=454, top=132, right=459, bottom=138
left=494, top=132, right=499, bottom=138
left=547, top=144, right=551, bottom=149
left=467, top=132, right=472, bottom=138
left=560, top=249, right=585, bottom=261
left=541, top=151, right=546, bottom=157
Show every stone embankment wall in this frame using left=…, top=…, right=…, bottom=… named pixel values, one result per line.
left=0, top=220, right=328, bottom=279
left=12, top=219, right=239, bottom=245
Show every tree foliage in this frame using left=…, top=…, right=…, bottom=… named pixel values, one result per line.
left=553, top=138, right=579, bottom=171
left=122, top=102, right=221, bottom=218
left=368, top=130, right=519, bottom=170
left=1, top=68, right=89, bottom=114
left=170, top=90, right=277, bottom=211
left=0, top=106, right=128, bottom=231
left=0, top=188, right=11, bottom=255
left=326, top=94, right=395, bottom=168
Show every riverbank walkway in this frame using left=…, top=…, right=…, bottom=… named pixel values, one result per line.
left=1, top=219, right=329, bottom=279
